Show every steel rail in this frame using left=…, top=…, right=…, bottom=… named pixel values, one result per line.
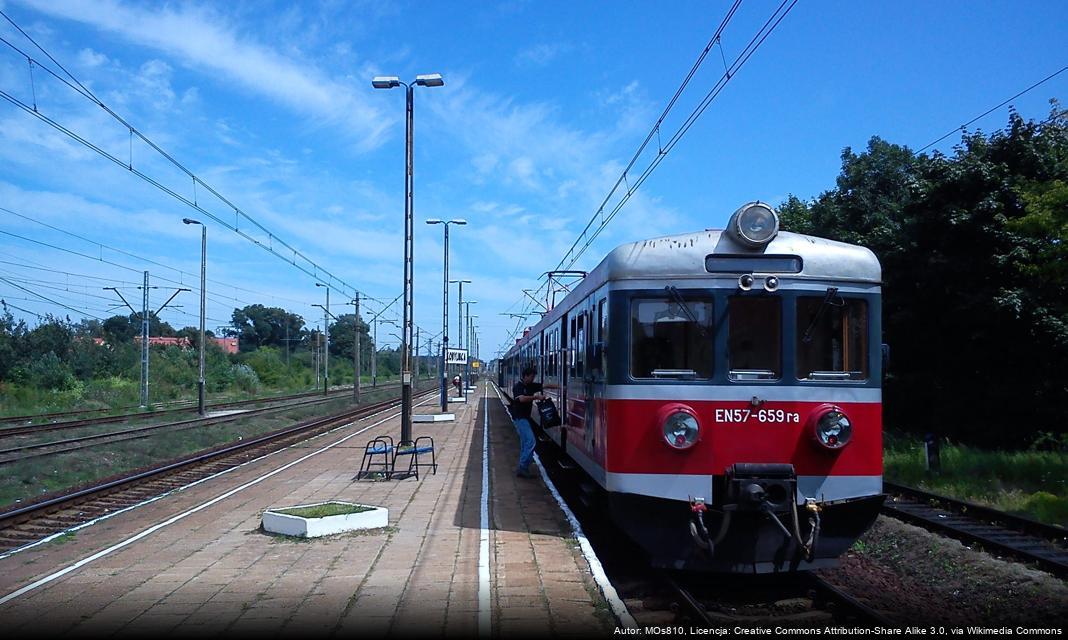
left=882, top=483, right=1068, bottom=578
left=0, top=387, right=435, bottom=528
left=0, top=383, right=404, bottom=438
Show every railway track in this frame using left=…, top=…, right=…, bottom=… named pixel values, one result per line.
left=0, top=394, right=344, bottom=463
left=658, top=571, right=893, bottom=627
left=882, top=481, right=1068, bottom=578
left=0, top=384, right=401, bottom=437
left=0, top=387, right=435, bottom=554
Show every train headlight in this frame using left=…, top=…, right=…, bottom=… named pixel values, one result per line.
left=728, top=202, right=779, bottom=248
left=809, top=405, right=852, bottom=450
left=657, top=404, right=701, bottom=450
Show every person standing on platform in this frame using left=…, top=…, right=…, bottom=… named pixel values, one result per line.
left=509, top=366, right=558, bottom=478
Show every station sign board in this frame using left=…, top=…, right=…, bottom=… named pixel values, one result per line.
left=446, top=348, right=468, bottom=365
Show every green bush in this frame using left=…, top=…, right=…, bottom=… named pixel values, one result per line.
left=23, top=352, right=80, bottom=391
left=231, top=364, right=260, bottom=394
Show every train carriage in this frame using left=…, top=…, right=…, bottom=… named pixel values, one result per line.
left=500, top=202, right=884, bottom=573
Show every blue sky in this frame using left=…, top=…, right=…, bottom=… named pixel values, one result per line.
left=0, top=0, right=1065, bottom=360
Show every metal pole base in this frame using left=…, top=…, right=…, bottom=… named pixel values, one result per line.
left=198, top=380, right=206, bottom=416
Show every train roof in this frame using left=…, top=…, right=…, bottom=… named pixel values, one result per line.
left=597, top=228, right=881, bottom=283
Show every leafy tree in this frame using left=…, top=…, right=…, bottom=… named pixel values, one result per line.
left=231, top=305, right=305, bottom=351
left=781, top=103, right=1068, bottom=447
left=327, top=313, right=373, bottom=364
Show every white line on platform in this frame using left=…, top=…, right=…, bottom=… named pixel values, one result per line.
left=489, top=383, right=638, bottom=630
left=478, top=384, right=492, bottom=638
left=0, top=396, right=435, bottom=606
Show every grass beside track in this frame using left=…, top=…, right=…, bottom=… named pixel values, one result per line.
left=0, top=385, right=411, bottom=510
left=884, top=432, right=1068, bottom=527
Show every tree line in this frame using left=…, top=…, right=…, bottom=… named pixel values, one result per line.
left=780, top=102, right=1067, bottom=449
left=0, top=302, right=415, bottom=413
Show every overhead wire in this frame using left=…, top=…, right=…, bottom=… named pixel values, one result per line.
left=0, top=9, right=365, bottom=302
left=917, top=64, right=1068, bottom=153
left=498, top=0, right=799, bottom=353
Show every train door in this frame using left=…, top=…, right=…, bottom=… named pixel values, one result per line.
left=587, top=296, right=608, bottom=457
left=557, top=316, right=567, bottom=423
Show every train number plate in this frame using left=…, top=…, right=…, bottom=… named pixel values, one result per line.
left=714, top=408, right=801, bottom=424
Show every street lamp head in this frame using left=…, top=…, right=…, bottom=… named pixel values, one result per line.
left=414, top=73, right=444, bottom=87
left=372, top=76, right=401, bottom=89
left=315, top=283, right=327, bottom=288
left=182, top=218, right=201, bottom=225
left=425, top=219, right=444, bottom=225
left=450, top=219, right=467, bottom=225
left=449, top=279, right=472, bottom=284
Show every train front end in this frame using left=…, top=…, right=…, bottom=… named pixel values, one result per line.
left=599, top=203, right=884, bottom=573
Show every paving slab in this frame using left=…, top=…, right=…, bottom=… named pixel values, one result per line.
left=0, top=386, right=619, bottom=637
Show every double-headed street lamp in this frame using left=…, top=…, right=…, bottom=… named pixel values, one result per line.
left=462, top=301, right=478, bottom=389
left=373, top=72, right=444, bottom=446
left=449, top=279, right=471, bottom=392
left=314, top=283, right=330, bottom=396
left=426, top=218, right=466, bottom=411
left=182, top=218, right=207, bottom=416
left=374, top=317, right=398, bottom=387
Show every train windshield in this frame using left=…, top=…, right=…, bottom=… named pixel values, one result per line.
left=796, top=295, right=869, bottom=381
left=630, top=297, right=714, bottom=379
left=728, top=297, right=782, bottom=380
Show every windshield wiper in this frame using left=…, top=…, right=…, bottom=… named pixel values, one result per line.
left=665, top=286, right=710, bottom=338
left=801, top=287, right=844, bottom=343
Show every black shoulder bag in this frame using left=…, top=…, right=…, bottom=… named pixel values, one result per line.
left=537, top=397, right=561, bottom=428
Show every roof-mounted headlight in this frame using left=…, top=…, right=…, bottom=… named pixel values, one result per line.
left=727, top=202, right=779, bottom=248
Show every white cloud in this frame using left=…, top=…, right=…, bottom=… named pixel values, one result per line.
left=15, top=0, right=393, bottom=149
left=77, top=47, right=107, bottom=67
left=515, top=42, right=573, bottom=68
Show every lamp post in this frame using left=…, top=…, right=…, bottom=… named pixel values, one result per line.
left=373, top=72, right=444, bottom=446
left=182, top=218, right=207, bottom=416
left=350, top=296, right=368, bottom=404
left=426, top=218, right=466, bottom=410
left=315, top=283, right=330, bottom=396
left=463, top=302, right=478, bottom=390
left=373, top=318, right=398, bottom=387
left=450, top=279, right=471, bottom=392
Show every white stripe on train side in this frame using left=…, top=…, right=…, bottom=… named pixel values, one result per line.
left=602, top=384, right=881, bottom=403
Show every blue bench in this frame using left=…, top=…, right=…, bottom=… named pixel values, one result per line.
left=391, top=436, right=437, bottom=480
left=355, top=436, right=394, bottom=480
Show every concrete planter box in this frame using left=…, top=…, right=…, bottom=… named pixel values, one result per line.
left=262, top=501, right=388, bottom=538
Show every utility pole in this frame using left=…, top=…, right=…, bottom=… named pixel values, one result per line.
left=315, top=284, right=330, bottom=396
left=140, top=271, right=149, bottom=406
left=414, top=326, right=420, bottom=381
left=105, top=273, right=186, bottom=408
left=350, top=297, right=363, bottom=404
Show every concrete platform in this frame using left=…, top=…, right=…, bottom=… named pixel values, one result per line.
left=412, top=412, right=454, bottom=423
left=0, top=386, right=616, bottom=637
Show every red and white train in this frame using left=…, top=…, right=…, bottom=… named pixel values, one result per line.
left=499, top=202, right=884, bottom=573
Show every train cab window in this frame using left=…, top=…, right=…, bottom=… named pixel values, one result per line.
left=796, top=295, right=869, bottom=381
left=728, top=297, right=781, bottom=381
left=630, top=297, right=714, bottom=380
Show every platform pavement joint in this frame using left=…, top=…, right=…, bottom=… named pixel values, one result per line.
left=0, top=385, right=619, bottom=637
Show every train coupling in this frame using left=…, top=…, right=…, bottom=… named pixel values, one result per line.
left=727, top=463, right=796, bottom=513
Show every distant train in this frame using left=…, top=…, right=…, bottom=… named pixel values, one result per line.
left=499, top=202, right=884, bottom=573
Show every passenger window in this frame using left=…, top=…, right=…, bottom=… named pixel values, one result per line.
left=728, top=297, right=781, bottom=381
left=796, top=296, right=868, bottom=381
left=576, top=314, right=585, bottom=377
left=630, top=297, right=714, bottom=379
